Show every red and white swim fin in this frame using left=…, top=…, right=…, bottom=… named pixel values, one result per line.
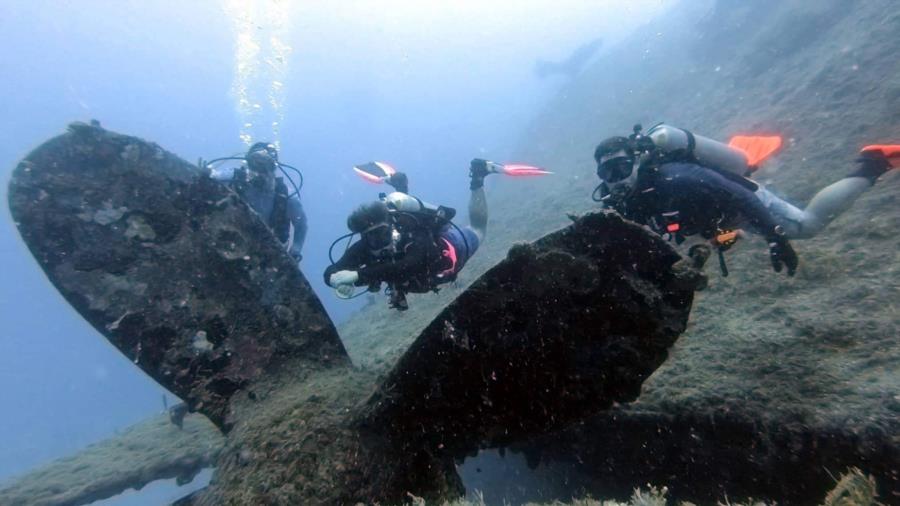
left=352, top=161, right=397, bottom=184
left=493, top=162, right=553, bottom=177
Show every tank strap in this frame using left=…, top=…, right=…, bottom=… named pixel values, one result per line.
left=683, top=129, right=697, bottom=160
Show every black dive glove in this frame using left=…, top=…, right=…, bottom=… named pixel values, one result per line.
left=768, top=236, right=797, bottom=276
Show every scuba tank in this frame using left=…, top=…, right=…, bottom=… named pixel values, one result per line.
left=647, top=124, right=751, bottom=177
left=383, top=191, right=431, bottom=213
left=382, top=191, right=457, bottom=228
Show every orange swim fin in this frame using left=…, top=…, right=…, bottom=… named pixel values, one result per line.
left=728, top=135, right=783, bottom=170
left=861, top=145, right=900, bottom=168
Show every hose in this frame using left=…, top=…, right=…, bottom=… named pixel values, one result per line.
left=201, top=156, right=304, bottom=199
left=276, top=162, right=304, bottom=197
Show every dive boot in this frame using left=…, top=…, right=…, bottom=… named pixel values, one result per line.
left=469, top=158, right=501, bottom=190
left=387, top=285, right=409, bottom=311
left=851, top=146, right=899, bottom=183
left=384, top=172, right=409, bottom=193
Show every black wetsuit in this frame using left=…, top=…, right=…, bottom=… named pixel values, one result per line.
left=324, top=228, right=450, bottom=293
left=617, top=162, right=781, bottom=240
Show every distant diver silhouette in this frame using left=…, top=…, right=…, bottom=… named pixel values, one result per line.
left=534, top=37, right=603, bottom=79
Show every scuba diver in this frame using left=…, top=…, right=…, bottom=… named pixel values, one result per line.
left=593, top=124, right=899, bottom=276
left=207, top=142, right=307, bottom=262
left=325, top=159, right=549, bottom=310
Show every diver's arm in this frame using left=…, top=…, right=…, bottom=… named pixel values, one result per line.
left=669, top=164, right=797, bottom=275
left=324, top=241, right=369, bottom=286
left=676, top=164, right=781, bottom=237
left=287, top=197, right=307, bottom=259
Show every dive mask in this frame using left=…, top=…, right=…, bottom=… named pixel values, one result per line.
left=597, top=154, right=634, bottom=183
left=363, top=222, right=399, bottom=254
left=247, top=143, right=279, bottom=172
left=250, top=143, right=278, bottom=161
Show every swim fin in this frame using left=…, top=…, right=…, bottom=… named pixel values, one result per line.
left=471, top=160, right=552, bottom=190
left=498, top=163, right=554, bottom=177
left=353, top=161, right=397, bottom=184
left=728, top=135, right=782, bottom=170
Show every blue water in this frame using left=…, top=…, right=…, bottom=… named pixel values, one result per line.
left=0, top=1, right=670, bottom=503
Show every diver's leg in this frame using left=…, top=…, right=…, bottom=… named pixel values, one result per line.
left=796, top=152, right=895, bottom=237
left=468, top=186, right=487, bottom=243
left=757, top=162, right=891, bottom=239
left=755, top=187, right=809, bottom=238
left=756, top=182, right=867, bottom=240
left=798, top=177, right=873, bottom=237
left=468, top=159, right=495, bottom=242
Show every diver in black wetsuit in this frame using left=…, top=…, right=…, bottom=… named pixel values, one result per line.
left=594, top=134, right=899, bottom=276
left=211, top=142, right=307, bottom=262
left=324, top=160, right=495, bottom=310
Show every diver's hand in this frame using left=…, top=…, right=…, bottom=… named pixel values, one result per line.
left=197, top=158, right=212, bottom=178
left=768, top=238, right=797, bottom=276
left=329, top=270, right=359, bottom=287
left=334, top=284, right=355, bottom=299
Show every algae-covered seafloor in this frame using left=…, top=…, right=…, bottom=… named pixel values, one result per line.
left=0, top=414, right=222, bottom=506
left=438, top=467, right=883, bottom=506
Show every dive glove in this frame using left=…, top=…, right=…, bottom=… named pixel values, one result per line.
left=329, top=270, right=359, bottom=287
left=768, top=237, right=797, bottom=276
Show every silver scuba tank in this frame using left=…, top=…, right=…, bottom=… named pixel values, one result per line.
left=383, top=191, right=438, bottom=213
left=647, top=124, right=750, bottom=176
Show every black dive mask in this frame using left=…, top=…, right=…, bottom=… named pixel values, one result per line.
left=363, top=222, right=397, bottom=253
left=247, top=144, right=278, bottom=173
left=597, top=155, right=634, bottom=183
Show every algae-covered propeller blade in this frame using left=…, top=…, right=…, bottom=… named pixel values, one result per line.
left=7, top=123, right=349, bottom=430
left=361, top=211, right=702, bottom=459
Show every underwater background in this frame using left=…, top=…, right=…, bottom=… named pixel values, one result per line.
left=2, top=0, right=900, bottom=505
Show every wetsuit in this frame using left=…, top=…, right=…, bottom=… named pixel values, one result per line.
left=324, top=227, right=450, bottom=293
left=617, top=162, right=782, bottom=240
left=214, top=167, right=307, bottom=259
